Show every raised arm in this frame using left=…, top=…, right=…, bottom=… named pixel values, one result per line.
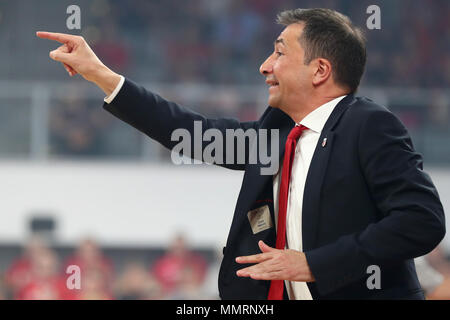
left=37, top=32, right=263, bottom=170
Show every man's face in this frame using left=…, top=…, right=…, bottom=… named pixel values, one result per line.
left=260, top=23, right=312, bottom=110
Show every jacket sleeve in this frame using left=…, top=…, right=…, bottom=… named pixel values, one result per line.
left=305, top=109, right=445, bottom=295
left=103, top=78, right=261, bottom=170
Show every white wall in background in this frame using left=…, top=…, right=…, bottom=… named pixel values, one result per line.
left=0, top=161, right=243, bottom=249
left=0, top=161, right=449, bottom=252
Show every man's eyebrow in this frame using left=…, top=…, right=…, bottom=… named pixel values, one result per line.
left=274, top=38, right=285, bottom=46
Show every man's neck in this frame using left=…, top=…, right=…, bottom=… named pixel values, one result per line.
left=286, top=89, right=350, bottom=123
left=286, top=97, right=337, bottom=123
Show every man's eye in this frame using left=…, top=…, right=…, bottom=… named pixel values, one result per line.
left=276, top=52, right=283, bottom=56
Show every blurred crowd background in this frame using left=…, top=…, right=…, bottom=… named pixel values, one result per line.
left=0, top=0, right=449, bottom=299
left=0, top=233, right=220, bottom=300
left=0, top=0, right=449, bottom=161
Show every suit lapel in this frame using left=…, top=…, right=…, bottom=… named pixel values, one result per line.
left=226, top=94, right=355, bottom=252
left=302, top=95, right=355, bottom=251
left=244, top=107, right=294, bottom=210
left=227, top=108, right=294, bottom=246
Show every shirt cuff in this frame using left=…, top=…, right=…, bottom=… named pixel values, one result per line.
left=104, top=75, right=125, bottom=104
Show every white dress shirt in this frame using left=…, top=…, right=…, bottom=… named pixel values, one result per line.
left=105, top=78, right=346, bottom=299
left=272, top=95, right=346, bottom=300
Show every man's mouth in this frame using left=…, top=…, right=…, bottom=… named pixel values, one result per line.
left=266, top=80, right=279, bottom=88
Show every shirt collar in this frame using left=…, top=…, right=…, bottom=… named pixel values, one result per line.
left=299, top=95, right=347, bottom=133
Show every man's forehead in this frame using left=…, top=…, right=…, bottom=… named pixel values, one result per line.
left=276, top=23, right=304, bottom=46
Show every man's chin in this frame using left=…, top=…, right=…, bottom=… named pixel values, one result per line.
left=268, top=97, right=281, bottom=108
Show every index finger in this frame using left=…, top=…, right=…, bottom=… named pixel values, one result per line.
left=36, top=31, right=77, bottom=44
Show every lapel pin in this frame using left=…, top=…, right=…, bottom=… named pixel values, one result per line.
left=322, top=138, right=327, bottom=148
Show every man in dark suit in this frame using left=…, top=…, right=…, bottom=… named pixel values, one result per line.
left=37, top=8, right=445, bottom=299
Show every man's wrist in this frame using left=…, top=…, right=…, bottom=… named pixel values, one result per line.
left=104, top=76, right=125, bottom=104
left=92, top=65, right=122, bottom=97
left=301, top=252, right=315, bottom=282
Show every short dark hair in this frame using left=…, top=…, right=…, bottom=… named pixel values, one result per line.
left=277, top=8, right=367, bottom=93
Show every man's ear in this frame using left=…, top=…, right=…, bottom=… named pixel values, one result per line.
left=312, top=58, right=332, bottom=87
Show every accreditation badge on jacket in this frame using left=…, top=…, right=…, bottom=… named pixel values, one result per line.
left=247, top=205, right=273, bottom=234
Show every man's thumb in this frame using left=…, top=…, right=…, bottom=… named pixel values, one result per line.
left=258, top=240, right=275, bottom=253
left=50, top=50, right=71, bottom=64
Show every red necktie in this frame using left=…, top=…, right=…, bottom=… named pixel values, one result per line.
left=268, top=124, right=308, bottom=300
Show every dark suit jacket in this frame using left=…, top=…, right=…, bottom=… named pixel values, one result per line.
left=104, top=78, right=445, bottom=300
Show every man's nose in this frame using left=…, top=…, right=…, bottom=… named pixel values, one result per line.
left=259, top=55, right=273, bottom=76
